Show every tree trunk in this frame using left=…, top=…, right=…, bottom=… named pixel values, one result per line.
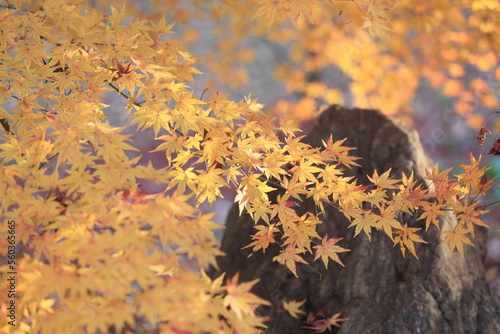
left=210, top=105, right=500, bottom=333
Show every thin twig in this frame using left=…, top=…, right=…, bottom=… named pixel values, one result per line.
left=200, top=88, right=208, bottom=100
left=108, top=82, right=142, bottom=108
left=39, top=153, right=59, bottom=169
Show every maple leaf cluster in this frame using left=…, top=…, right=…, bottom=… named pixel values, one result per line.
left=282, top=299, right=348, bottom=332
left=122, top=0, right=498, bottom=127
left=0, top=1, right=496, bottom=333
left=0, top=1, right=270, bottom=332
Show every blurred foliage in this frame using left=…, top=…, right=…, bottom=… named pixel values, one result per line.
left=95, top=0, right=499, bottom=128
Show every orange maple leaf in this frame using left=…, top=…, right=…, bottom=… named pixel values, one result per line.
left=453, top=200, right=488, bottom=229
left=394, top=172, right=427, bottom=213
left=243, top=224, right=279, bottom=254
left=321, top=135, right=359, bottom=167
left=313, top=235, right=350, bottom=268
left=425, top=165, right=456, bottom=202
left=393, top=223, right=427, bottom=258
left=456, top=155, right=492, bottom=196
left=419, top=201, right=445, bottom=231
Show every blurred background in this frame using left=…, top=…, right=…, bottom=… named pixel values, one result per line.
left=87, top=0, right=500, bottom=294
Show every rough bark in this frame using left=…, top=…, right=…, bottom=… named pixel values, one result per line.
left=210, top=105, right=500, bottom=334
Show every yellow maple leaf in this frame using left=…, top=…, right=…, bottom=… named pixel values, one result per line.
left=166, top=167, right=197, bottom=195
left=348, top=212, right=378, bottom=240
left=289, top=0, right=315, bottom=24
left=253, top=0, right=288, bottom=29
left=151, top=134, right=188, bottom=161
left=375, top=205, right=402, bottom=240
left=283, top=299, right=306, bottom=318
left=273, top=243, right=308, bottom=277
left=271, top=194, right=299, bottom=222
left=442, top=223, right=475, bottom=256
left=283, top=213, right=321, bottom=252
left=195, top=167, right=227, bottom=205
left=362, top=15, right=392, bottom=40
left=224, top=272, right=270, bottom=319
left=368, top=169, right=399, bottom=189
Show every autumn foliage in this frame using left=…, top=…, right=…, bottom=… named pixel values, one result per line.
left=0, top=0, right=498, bottom=333
left=105, top=0, right=499, bottom=127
